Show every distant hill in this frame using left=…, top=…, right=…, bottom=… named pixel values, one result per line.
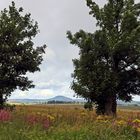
left=47, top=96, right=73, bottom=102
left=8, top=96, right=140, bottom=106
left=8, top=95, right=85, bottom=104
left=8, top=99, right=47, bottom=104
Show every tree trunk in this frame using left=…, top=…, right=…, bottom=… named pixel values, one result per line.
left=112, top=95, right=117, bottom=117
left=105, top=96, right=113, bottom=116
left=0, top=94, right=4, bottom=109
left=105, top=95, right=117, bottom=116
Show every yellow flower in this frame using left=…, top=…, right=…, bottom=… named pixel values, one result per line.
left=47, top=115, right=55, bottom=121
left=81, top=112, right=87, bottom=116
left=133, top=119, right=140, bottom=123
left=137, top=128, right=140, bottom=133
left=96, top=115, right=104, bottom=120
left=102, top=120, right=109, bottom=123
left=116, top=120, right=127, bottom=126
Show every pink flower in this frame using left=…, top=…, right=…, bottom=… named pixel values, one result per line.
left=25, top=114, right=51, bottom=130
left=0, top=110, right=12, bottom=122
left=25, top=115, right=39, bottom=125
left=43, top=119, right=50, bottom=129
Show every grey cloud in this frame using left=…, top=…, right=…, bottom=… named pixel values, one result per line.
left=4, top=0, right=140, bottom=100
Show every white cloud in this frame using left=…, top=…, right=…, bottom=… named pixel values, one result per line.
left=10, top=89, right=54, bottom=99
left=10, top=84, right=74, bottom=99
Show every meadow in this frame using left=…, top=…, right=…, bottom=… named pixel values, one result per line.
left=0, top=104, right=140, bottom=140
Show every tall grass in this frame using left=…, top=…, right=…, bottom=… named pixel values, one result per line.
left=0, top=105, right=140, bottom=140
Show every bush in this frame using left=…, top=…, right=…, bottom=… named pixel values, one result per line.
left=4, top=104, right=16, bottom=111
left=84, top=102, right=93, bottom=111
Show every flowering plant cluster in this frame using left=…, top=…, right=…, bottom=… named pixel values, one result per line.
left=0, top=110, right=12, bottom=122
left=96, top=115, right=140, bottom=133
left=25, top=113, right=55, bottom=129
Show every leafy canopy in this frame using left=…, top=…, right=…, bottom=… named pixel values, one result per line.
left=67, top=0, right=140, bottom=106
left=0, top=1, right=46, bottom=102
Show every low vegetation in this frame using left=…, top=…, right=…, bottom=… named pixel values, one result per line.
left=0, top=104, right=140, bottom=140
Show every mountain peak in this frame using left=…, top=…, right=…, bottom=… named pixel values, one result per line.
left=47, top=95, right=73, bottom=102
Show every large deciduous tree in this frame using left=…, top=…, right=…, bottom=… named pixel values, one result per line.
left=0, top=2, right=46, bottom=108
left=67, top=0, right=140, bottom=116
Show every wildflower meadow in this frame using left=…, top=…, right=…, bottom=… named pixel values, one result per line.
left=0, top=105, right=140, bottom=140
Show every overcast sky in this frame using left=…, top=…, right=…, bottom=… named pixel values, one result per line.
left=1, top=0, right=140, bottom=101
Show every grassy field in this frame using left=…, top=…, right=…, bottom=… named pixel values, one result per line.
left=0, top=105, right=140, bottom=140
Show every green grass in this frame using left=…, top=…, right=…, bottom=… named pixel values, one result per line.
left=0, top=122, right=138, bottom=140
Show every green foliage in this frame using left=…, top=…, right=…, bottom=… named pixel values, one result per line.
left=67, top=0, right=140, bottom=115
left=4, top=103, right=16, bottom=111
left=0, top=1, right=46, bottom=106
left=84, top=101, right=93, bottom=111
